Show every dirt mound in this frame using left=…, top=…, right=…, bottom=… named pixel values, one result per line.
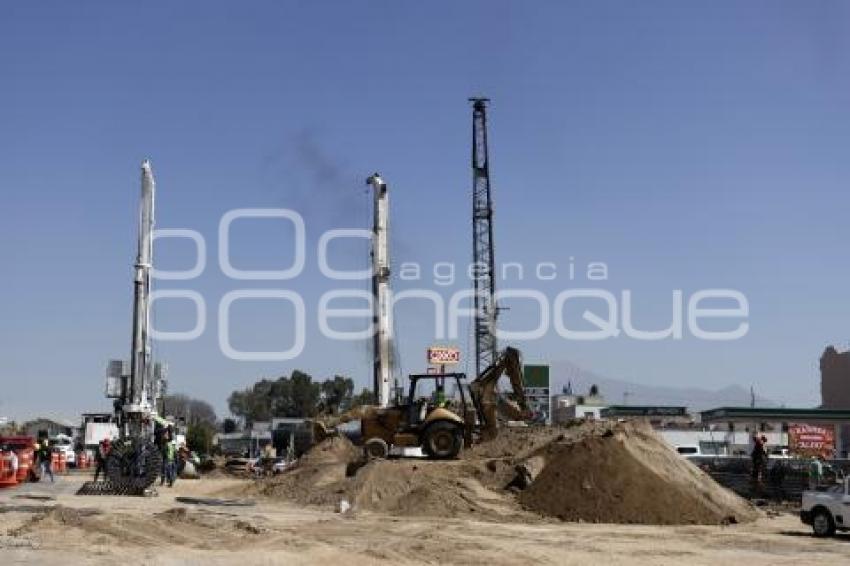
left=9, top=503, right=266, bottom=549
left=8, top=506, right=102, bottom=536
left=347, top=459, right=524, bottom=519
left=251, top=435, right=361, bottom=506
left=463, top=425, right=569, bottom=460
left=518, top=422, right=757, bottom=525
left=247, top=421, right=755, bottom=525
left=298, top=434, right=360, bottom=466
left=248, top=435, right=524, bottom=519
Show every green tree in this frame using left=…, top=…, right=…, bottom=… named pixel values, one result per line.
left=319, top=375, right=355, bottom=415
left=227, top=370, right=325, bottom=423
left=162, top=394, right=217, bottom=427
left=350, top=387, right=376, bottom=408
left=186, top=422, right=215, bottom=454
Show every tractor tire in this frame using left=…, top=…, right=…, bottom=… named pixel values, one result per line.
left=364, top=438, right=389, bottom=460
left=422, top=421, right=463, bottom=460
left=106, top=440, right=162, bottom=490
left=812, top=508, right=836, bottom=537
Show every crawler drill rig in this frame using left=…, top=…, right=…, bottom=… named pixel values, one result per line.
left=101, top=160, right=165, bottom=493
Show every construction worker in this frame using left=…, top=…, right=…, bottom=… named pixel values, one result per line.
left=160, top=426, right=176, bottom=487
left=432, top=379, right=448, bottom=408
left=163, top=438, right=177, bottom=487
left=37, top=439, right=54, bottom=483
left=94, top=438, right=111, bottom=482
left=750, top=434, right=766, bottom=487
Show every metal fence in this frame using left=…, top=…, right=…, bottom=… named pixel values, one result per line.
left=689, top=456, right=850, bottom=502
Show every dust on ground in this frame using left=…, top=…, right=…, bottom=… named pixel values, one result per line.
left=0, top=422, right=838, bottom=565
left=1, top=474, right=848, bottom=566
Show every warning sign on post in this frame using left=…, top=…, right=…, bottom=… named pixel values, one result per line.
left=428, top=346, right=460, bottom=366
left=788, top=423, right=835, bottom=458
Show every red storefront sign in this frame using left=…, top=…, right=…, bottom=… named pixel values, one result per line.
left=788, top=423, right=835, bottom=458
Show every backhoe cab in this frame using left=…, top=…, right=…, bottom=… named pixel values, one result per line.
left=361, top=373, right=474, bottom=460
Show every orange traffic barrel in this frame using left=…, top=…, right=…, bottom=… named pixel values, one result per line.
left=77, top=452, right=87, bottom=469
left=16, top=448, right=33, bottom=482
left=58, top=452, right=67, bottom=473
left=0, top=454, right=18, bottom=488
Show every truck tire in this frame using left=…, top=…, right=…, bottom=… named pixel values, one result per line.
left=812, top=508, right=836, bottom=537
left=422, top=421, right=462, bottom=459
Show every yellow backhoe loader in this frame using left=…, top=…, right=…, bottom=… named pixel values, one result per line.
left=358, top=347, right=531, bottom=459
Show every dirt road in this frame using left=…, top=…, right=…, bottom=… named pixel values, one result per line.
left=1, top=474, right=847, bottom=565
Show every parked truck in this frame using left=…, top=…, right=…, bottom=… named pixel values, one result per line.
left=801, top=476, right=850, bottom=537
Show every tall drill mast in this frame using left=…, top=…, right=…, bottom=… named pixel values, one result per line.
left=93, top=159, right=166, bottom=494
left=367, top=173, right=392, bottom=408
left=470, top=98, right=498, bottom=378
left=126, top=159, right=156, bottom=435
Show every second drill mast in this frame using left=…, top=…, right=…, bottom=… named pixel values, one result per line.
left=470, top=98, right=499, bottom=378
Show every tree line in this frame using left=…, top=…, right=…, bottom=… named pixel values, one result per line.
left=227, top=370, right=374, bottom=425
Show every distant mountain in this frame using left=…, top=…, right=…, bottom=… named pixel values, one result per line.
left=548, top=360, right=778, bottom=412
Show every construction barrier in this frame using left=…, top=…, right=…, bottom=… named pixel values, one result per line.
left=58, top=452, right=67, bottom=474
left=77, top=452, right=88, bottom=469
left=51, top=452, right=60, bottom=474
left=0, top=453, right=18, bottom=488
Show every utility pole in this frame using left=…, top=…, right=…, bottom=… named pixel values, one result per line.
left=367, top=173, right=392, bottom=408
left=470, top=97, right=498, bottom=377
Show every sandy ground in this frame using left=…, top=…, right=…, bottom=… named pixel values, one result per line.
left=1, top=472, right=848, bottom=565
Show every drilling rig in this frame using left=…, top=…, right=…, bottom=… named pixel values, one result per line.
left=469, top=98, right=499, bottom=378
left=367, top=173, right=392, bottom=408
left=85, top=160, right=166, bottom=495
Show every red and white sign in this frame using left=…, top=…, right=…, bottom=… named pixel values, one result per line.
left=788, top=423, right=835, bottom=458
left=427, top=346, right=460, bottom=366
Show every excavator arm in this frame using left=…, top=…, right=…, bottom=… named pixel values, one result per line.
left=469, top=347, right=532, bottom=439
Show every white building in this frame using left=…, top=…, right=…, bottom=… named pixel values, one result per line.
left=551, top=387, right=607, bottom=424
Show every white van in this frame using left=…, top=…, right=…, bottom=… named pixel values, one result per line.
left=51, top=434, right=76, bottom=466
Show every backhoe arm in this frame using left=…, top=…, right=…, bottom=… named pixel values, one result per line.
left=469, top=347, right=531, bottom=439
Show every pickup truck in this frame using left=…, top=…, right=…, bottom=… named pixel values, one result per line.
left=801, top=477, right=850, bottom=537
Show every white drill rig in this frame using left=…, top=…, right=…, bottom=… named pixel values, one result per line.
left=367, top=173, right=392, bottom=408
left=93, top=160, right=167, bottom=494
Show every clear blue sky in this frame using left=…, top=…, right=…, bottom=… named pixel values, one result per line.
left=2, top=1, right=849, bottom=421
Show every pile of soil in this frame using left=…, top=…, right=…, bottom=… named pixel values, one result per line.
left=346, top=459, right=524, bottom=519
left=9, top=504, right=265, bottom=548
left=8, top=506, right=101, bottom=536
left=249, top=421, right=756, bottom=525
left=252, top=435, right=361, bottom=506
left=517, top=422, right=758, bottom=525
left=250, top=436, right=524, bottom=519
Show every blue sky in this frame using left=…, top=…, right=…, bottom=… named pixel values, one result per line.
left=2, top=1, right=849, bottom=421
